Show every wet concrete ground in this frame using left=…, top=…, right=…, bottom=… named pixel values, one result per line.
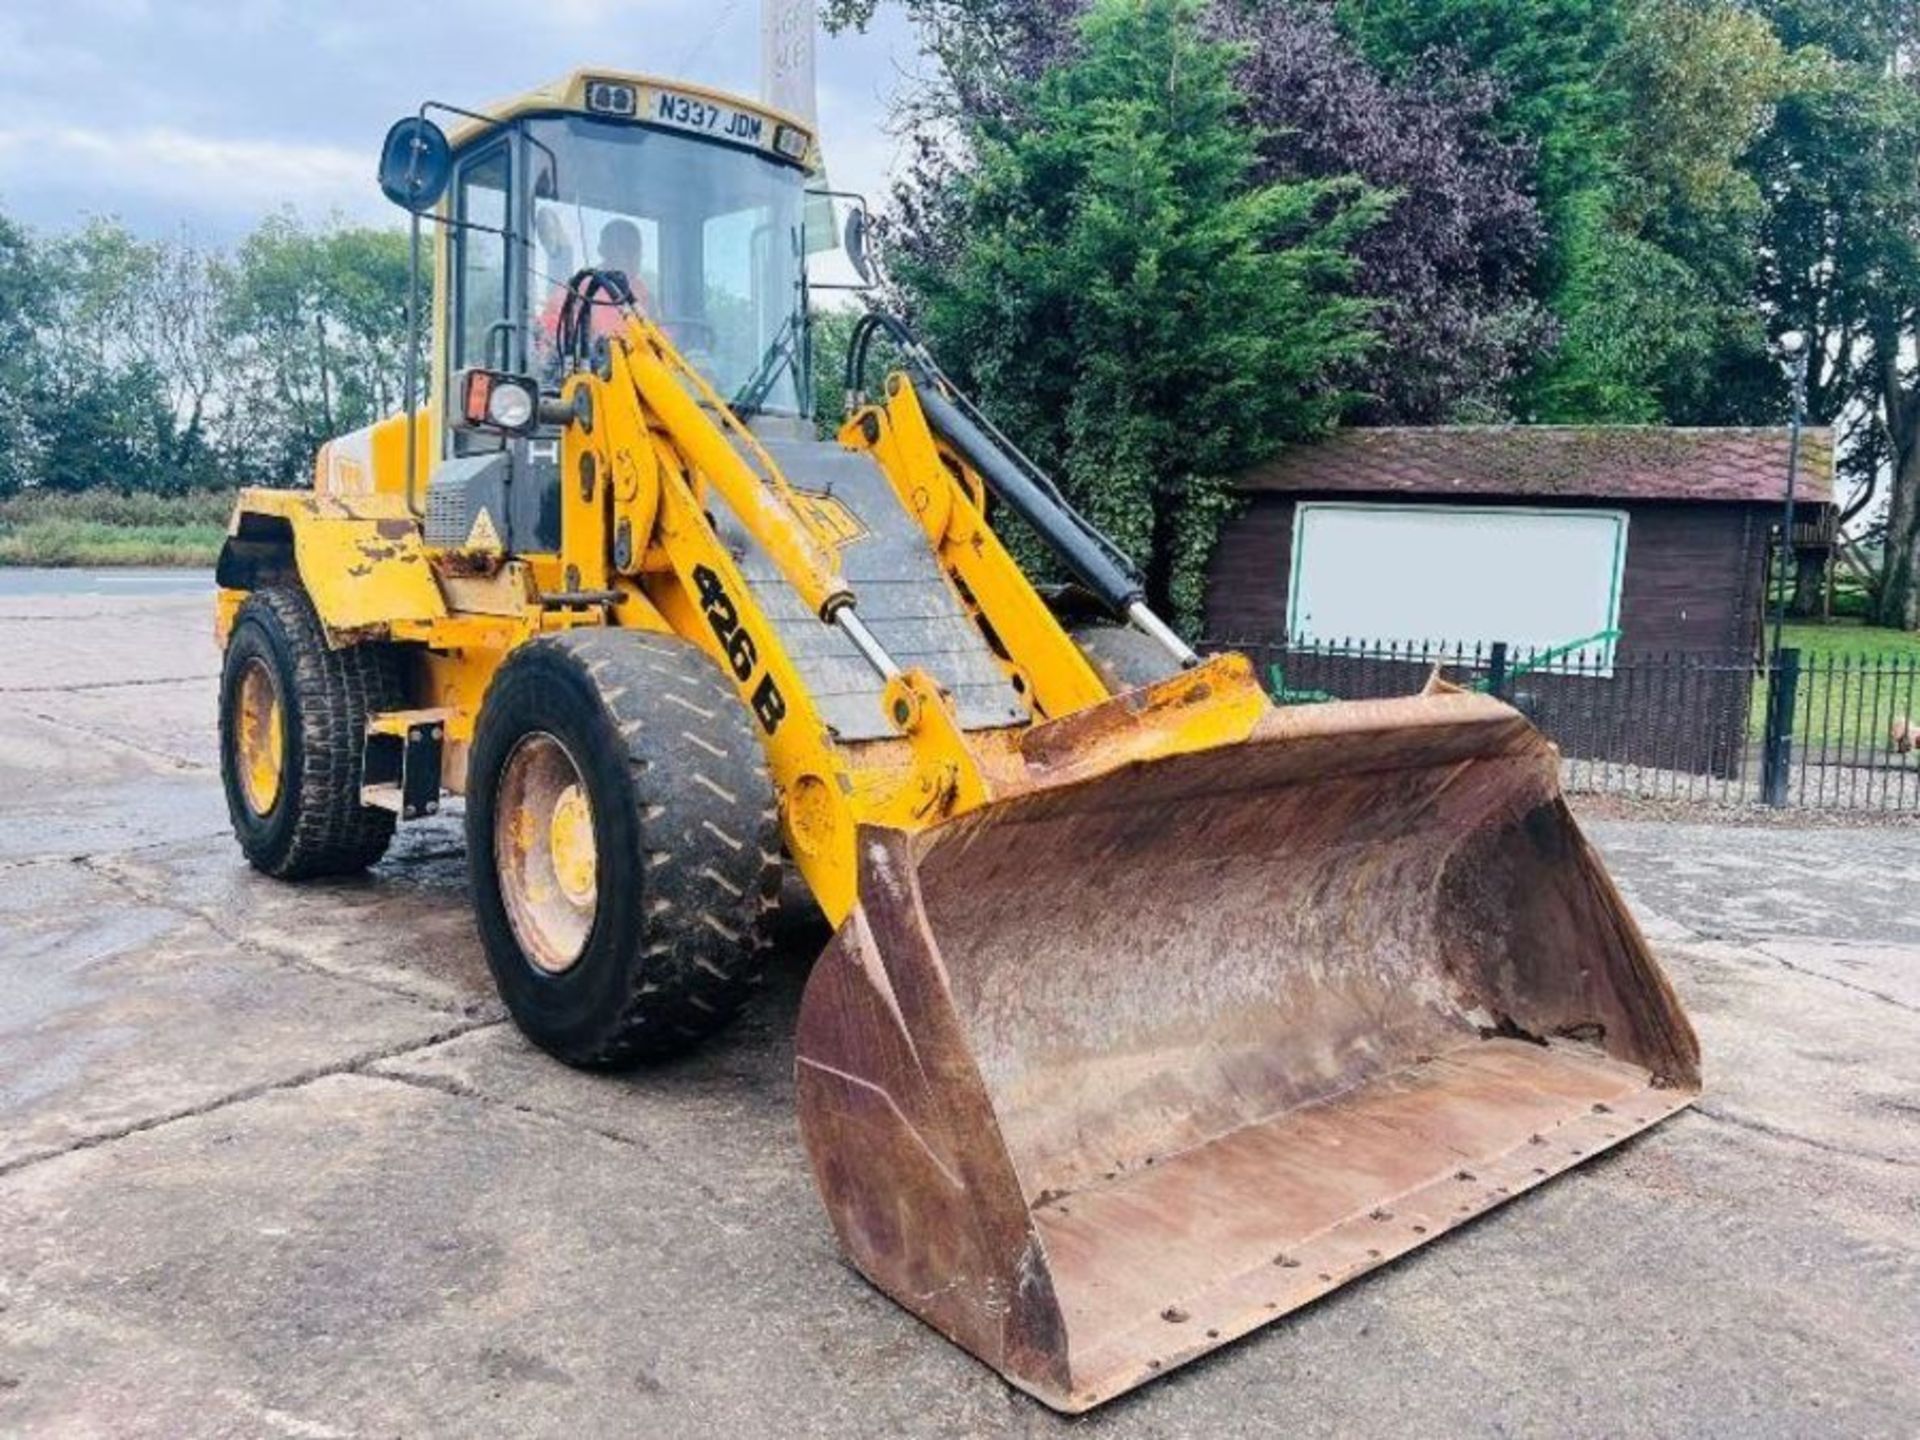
left=0, top=573, right=1916, bottom=1438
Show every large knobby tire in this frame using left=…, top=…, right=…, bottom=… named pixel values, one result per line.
left=466, top=629, right=782, bottom=1068
left=1071, top=622, right=1185, bottom=695
left=219, top=585, right=405, bottom=879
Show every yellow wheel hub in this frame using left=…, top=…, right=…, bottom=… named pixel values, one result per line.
left=494, top=734, right=598, bottom=974
left=548, top=785, right=598, bottom=907
left=233, top=657, right=285, bottom=815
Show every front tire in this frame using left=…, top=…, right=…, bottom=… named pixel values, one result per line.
left=218, top=585, right=404, bottom=878
left=466, top=630, right=782, bottom=1067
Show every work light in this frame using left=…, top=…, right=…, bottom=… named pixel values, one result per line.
left=455, top=368, right=541, bottom=435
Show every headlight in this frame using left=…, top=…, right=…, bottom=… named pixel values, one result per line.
left=456, top=367, right=542, bottom=435
left=773, top=124, right=810, bottom=162
left=584, top=79, right=638, bottom=118
left=486, top=379, right=536, bottom=430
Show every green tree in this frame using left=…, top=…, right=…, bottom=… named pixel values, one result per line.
left=1335, top=0, right=1632, bottom=221
left=808, top=303, right=860, bottom=437
left=1603, top=0, right=1798, bottom=425
left=903, top=0, right=1382, bottom=625
left=1339, top=0, right=1796, bottom=425
left=27, top=220, right=230, bottom=493
left=0, top=210, right=415, bottom=496
left=223, top=216, right=414, bottom=486
left=1751, top=20, right=1920, bottom=625
left=0, top=214, right=50, bottom=495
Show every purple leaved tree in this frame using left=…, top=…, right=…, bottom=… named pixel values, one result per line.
left=852, top=0, right=1551, bottom=423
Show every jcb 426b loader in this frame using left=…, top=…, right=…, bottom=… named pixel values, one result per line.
left=213, top=70, right=1699, bottom=1412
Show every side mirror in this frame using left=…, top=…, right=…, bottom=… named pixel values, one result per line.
left=843, top=206, right=875, bottom=286
left=378, top=116, right=452, bottom=213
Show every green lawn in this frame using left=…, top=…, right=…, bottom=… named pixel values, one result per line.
left=1776, top=620, right=1920, bottom=661
left=0, top=490, right=234, bottom=567
left=1750, top=621, right=1920, bottom=750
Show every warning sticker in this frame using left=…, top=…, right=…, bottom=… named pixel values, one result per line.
left=465, top=507, right=503, bottom=553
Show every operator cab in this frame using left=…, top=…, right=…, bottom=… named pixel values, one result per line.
left=460, top=105, right=811, bottom=412
left=384, top=73, right=818, bottom=551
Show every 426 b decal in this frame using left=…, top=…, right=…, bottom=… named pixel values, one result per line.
left=692, top=564, right=787, bottom=735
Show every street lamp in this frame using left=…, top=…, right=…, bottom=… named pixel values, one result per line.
left=1771, top=331, right=1810, bottom=670
left=1763, top=330, right=1811, bottom=806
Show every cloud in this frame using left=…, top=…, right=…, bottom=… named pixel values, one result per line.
left=0, top=0, right=929, bottom=241
left=0, top=124, right=387, bottom=230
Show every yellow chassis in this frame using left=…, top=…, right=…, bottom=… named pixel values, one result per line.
left=216, top=315, right=1270, bottom=926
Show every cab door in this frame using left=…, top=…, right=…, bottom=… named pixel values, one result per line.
left=445, top=132, right=559, bottom=553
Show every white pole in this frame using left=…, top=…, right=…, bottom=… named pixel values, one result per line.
left=761, top=0, right=818, bottom=123
left=763, top=0, right=835, bottom=257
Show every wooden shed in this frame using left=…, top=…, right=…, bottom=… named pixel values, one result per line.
left=1204, top=425, right=1836, bottom=775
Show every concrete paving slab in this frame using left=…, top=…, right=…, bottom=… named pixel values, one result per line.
left=86, top=823, right=497, bottom=1015
left=0, top=598, right=224, bottom=861
left=0, top=583, right=1916, bottom=1436
left=1588, top=820, right=1920, bottom=946
left=0, top=857, right=481, bottom=1172
left=14, top=678, right=217, bottom=774
left=2, top=1054, right=1914, bottom=1437
left=1752, top=936, right=1920, bottom=1012
left=367, top=951, right=815, bottom=1183
left=1659, top=936, right=1920, bottom=1167
left=0, top=772, right=229, bottom=864
left=0, top=596, right=215, bottom=692
left=0, top=1074, right=1021, bottom=1440
left=0, top=702, right=201, bottom=803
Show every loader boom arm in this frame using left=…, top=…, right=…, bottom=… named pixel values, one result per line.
left=548, top=298, right=994, bottom=922
left=613, top=317, right=851, bottom=621
left=840, top=312, right=1197, bottom=669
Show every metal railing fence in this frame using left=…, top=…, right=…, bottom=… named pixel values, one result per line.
left=1212, top=637, right=1920, bottom=812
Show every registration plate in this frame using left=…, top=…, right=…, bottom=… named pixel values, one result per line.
left=647, top=88, right=770, bottom=149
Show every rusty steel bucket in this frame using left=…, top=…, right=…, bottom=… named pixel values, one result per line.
left=794, top=689, right=1700, bottom=1412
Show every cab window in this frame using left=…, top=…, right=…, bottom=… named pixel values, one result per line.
left=453, top=144, right=512, bottom=374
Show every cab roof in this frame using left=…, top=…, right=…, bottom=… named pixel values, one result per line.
left=447, top=68, right=818, bottom=170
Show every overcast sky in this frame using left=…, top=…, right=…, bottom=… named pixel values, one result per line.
left=0, top=0, right=923, bottom=244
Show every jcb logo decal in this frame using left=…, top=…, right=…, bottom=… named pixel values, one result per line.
left=792, top=490, right=869, bottom=549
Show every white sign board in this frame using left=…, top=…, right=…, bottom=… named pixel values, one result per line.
left=1287, top=502, right=1628, bottom=666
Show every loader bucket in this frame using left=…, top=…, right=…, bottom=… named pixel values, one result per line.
left=794, top=688, right=1699, bottom=1412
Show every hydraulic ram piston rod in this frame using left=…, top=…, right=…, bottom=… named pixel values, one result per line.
left=915, top=385, right=1196, bottom=668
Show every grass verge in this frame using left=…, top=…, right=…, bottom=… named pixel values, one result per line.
left=0, top=490, right=234, bottom=566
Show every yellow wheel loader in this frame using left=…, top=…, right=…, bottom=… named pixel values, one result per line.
left=212, top=70, right=1700, bottom=1412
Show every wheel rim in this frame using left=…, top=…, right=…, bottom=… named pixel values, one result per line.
left=232, top=656, right=285, bottom=816
left=495, top=733, right=598, bottom=974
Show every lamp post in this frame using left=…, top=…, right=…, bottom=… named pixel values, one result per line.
left=1763, top=330, right=1810, bottom=806
left=1770, top=331, right=1810, bottom=667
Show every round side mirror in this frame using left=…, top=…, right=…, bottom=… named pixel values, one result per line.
left=843, top=207, right=875, bottom=286
left=378, top=116, right=452, bottom=213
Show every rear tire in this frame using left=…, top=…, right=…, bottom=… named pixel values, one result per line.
left=1070, top=622, right=1185, bottom=694
left=466, top=629, right=782, bottom=1067
left=219, top=585, right=404, bottom=878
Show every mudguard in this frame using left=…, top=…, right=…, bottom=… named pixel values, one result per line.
left=216, top=488, right=445, bottom=639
